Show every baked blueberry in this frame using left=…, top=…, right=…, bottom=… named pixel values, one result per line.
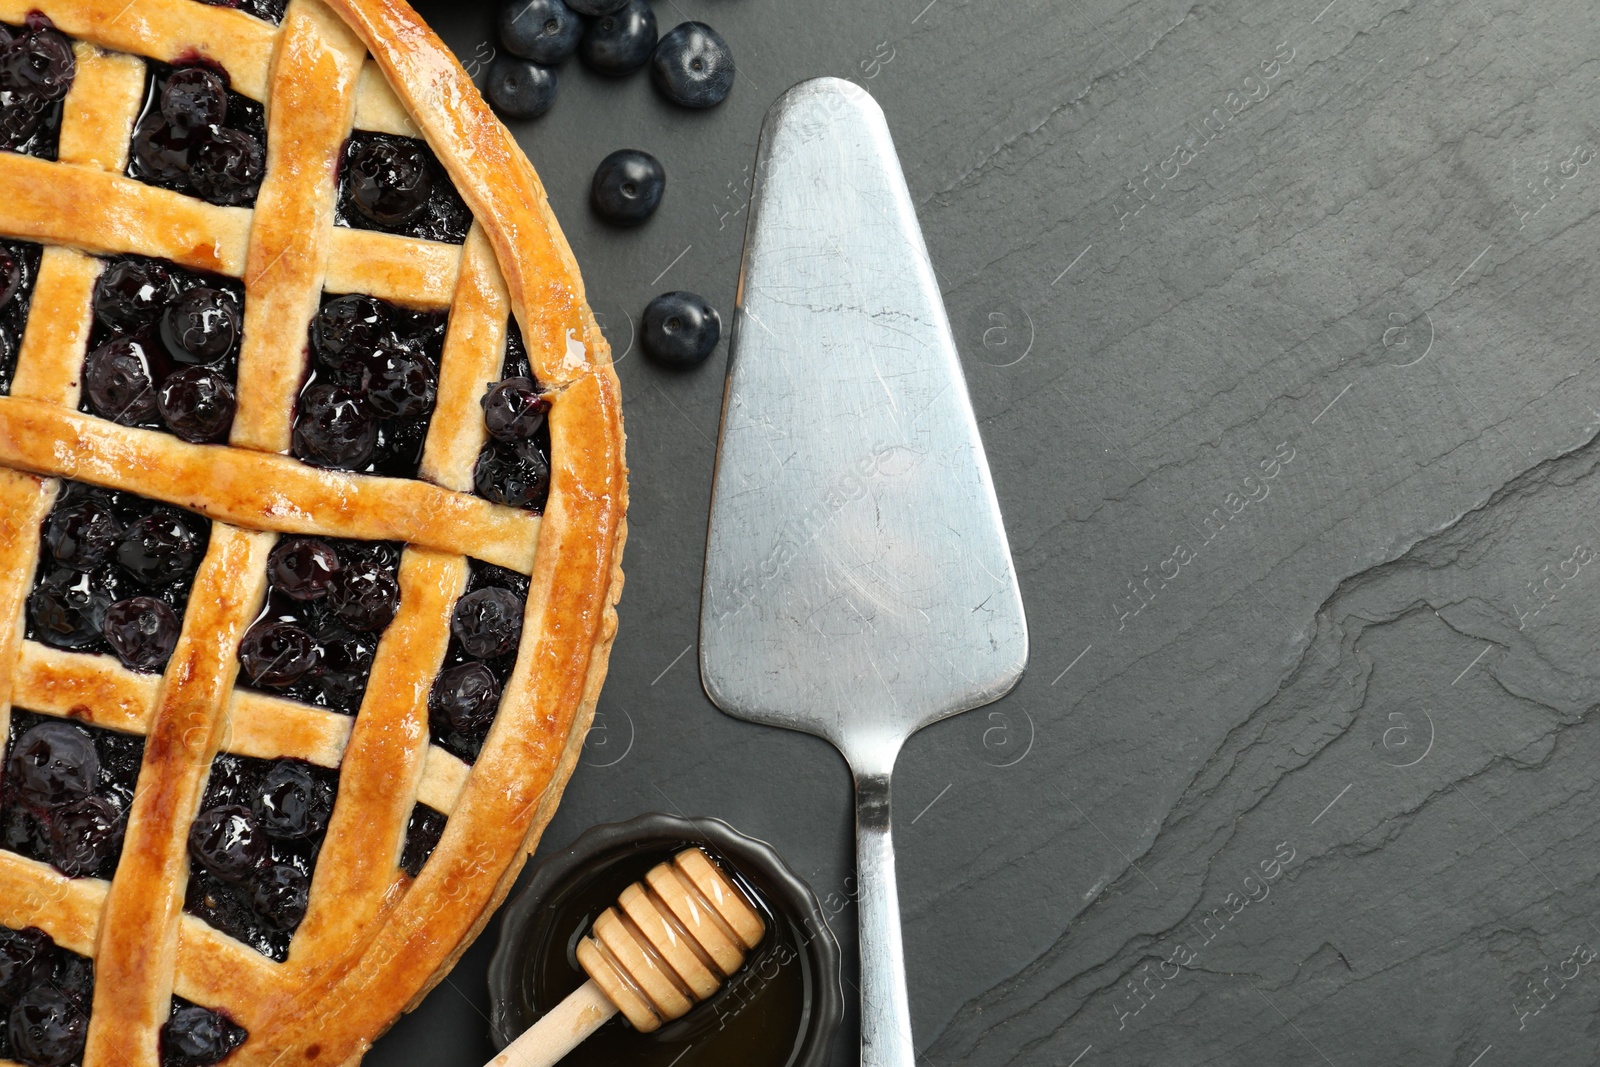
left=0, top=246, right=22, bottom=310
left=566, top=0, right=626, bottom=14
left=157, top=365, right=236, bottom=443
left=267, top=538, right=340, bottom=602
left=485, top=56, right=557, bottom=121
left=0, top=21, right=76, bottom=102
left=6, top=721, right=98, bottom=807
left=8, top=984, right=88, bottom=1067
left=361, top=342, right=436, bottom=419
left=47, top=795, right=124, bottom=877
left=400, top=804, right=446, bottom=877
left=49, top=952, right=93, bottom=1011
left=27, top=570, right=113, bottom=651
left=188, top=127, right=264, bottom=206
left=292, top=383, right=377, bottom=470
left=131, top=113, right=197, bottom=185
left=589, top=148, right=664, bottom=225
left=345, top=137, right=432, bottom=228
left=0, top=928, right=50, bottom=1003
left=579, top=0, right=657, bottom=76
left=499, top=0, right=582, bottom=64
left=311, top=629, right=375, bottom=709
left=0, top=89, right=45, bottom=149
left=1, top=806, right=50, bottom=861
left=650, top=22, right=734, bottom=109
left=474, top=440, right=550, bottom=509
left=640, top=290, right=720, bottom=366
left=44, top=498, right=122, bottom=571
left=117, top=512, right=200, bottom=587
left=160, top=68, right=227, bottom=129
left=481, top=377, right=549, bottom=443
left=160, top=287, right=239, bottom=364
left=161, top=1002, right=248, bottom=1067
left=310, top=294, right=387, bottom=373
left=102, top=596, right=181, bottom=672
left=187, top=805, right=265, bottom=882
left=94, top=259, right=177, bottom=333
left=430, top=662, right=501, bottom=736
left=237, top=622, right=318, bottom=688
left=251, top=864, right=309, bottom=932
left=83, top=337, right=159, bottom=425
left=327, top=557, right=399, bottom=632
left=252, top=762, right=333, bottom=840
left=451, top=587, right=523, bottom=659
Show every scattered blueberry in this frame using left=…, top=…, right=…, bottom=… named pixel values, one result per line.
left=291, top=383, right=377, bottom=471
left=579, top=0, right=657, bottom=76
left=237, top=622, right=318, bottom=688
left=161, top=1002, right=248, bottom=1067
left=117, top=512, right=200, bottom=587
left=44, top=499, right=122, bottom=571
left=589, top=148, right=664, bottom=226
left=344, top=137, right=432, bottom=228
left=83, top=337, right=158, bottom=425
left=5, top=722, right=98, bottom=808
left=267, top=538, right=340, bottom=602
left=102, top=595, right=181, bottom=672
left=157, top=365, right=236, bottom=443
left=485, top=56, right=558, bottom=120
left=640, top=290, right=720, bottom=367
left=451, top=587, right=523, bottom=659
left=499, top=0, right=582, bottom=64
left=27, top=570, right=112, bottom=651
left=650, top=22, right=734, bottom=109
left=47, top=795, right=124, bottom=877
left=566, top=0, right=626, bottom=15
left=251, top=761, right=333, bottom=840
left=481, top=377, right=549, bottom=443
left=8, top=984, right=88, bottom=1067
left=187, top=805, right=265, bottom=882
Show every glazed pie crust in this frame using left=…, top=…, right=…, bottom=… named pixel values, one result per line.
left=0, top=0, right=627, bottom=1064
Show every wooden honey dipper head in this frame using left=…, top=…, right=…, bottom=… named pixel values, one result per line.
left=489, top=848, right=766, bottom=1067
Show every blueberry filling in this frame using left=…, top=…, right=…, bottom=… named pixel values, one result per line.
left=160, top=998, right=247, bottom=1067
left=0, top=239, right=41, bottom=396
left=474, top=322, right=552, bottom=513
left=335, top=131, right=470, bottom=244
left=128, top=62, right=266, bottom=208
left=291, top=294, right=445, bottom=477
left=80, top=256, right=243, bottom=443
left=26, top=483, right=209, bottom=673
left=237, top=537, right=401, bottom=714
left=0, top=926, right=90, bottom=1067
left=184, top=754, right=337, bottom=961
left=0, top=710, right=143, bottom=880
left=193, top=0, right=288, bottom=25
left=399, top=803, right=446, bottom=878
left=0, top=15, right=74, bottom=162
left=427, top=561, right=527, bottom=762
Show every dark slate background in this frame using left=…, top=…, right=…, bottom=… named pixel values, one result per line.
left=375, top=0, right=1600, bottom=1064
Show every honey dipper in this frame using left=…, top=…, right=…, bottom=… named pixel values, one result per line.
left=488, top=848, right=767, bottom=1067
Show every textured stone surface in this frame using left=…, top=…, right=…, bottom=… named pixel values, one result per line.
left=375, top=0, right=1600, bottom=1064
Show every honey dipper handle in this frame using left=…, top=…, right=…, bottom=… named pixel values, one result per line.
left=854, top=766, right=917, bottom=1067
left=488, top=979, right=618, bottom=1067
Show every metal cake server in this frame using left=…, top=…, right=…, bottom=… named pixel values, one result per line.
left=699, top=77, right=1028, bottom=1066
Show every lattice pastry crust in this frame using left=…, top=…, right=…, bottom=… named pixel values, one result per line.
left=0, top=0, right=626, bottom=1064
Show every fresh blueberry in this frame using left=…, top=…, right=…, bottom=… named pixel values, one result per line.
left=473, top=440, right=550, bottom=510
left=345, top=137, right=433, bottom=228
left=267, top=538, right=340, bottom=602
left=451, top=587, right=523, bottom=659
left=187, top=805, right=265, bottom=882
left=251, top=864, right=309, bottom=932
left=481, top=377, right=549, bottom=443
left=28, top=570, right=113, bottom=652
left=327, top=557, right=399, bottom=633
left=0, top=927, right=50, bottom=1004
left=650, top=22, right=734, bottom=109
left=160, top=287, right=240, bottom=364
left=640, top=290, right=720, bottom=366
left=117, top=512, right=200, bottom=587
left=251, top=761, right=333, bottom=840
left=94, top=259, right=177, bottom=333
left=189, top=127, right=264, bottom=206
left=485, top=56, right=558, bottom=120
left=0, top=23, right=75, bottom=102
left=310, top=295, right=387, bottom=373
left=8, top=984, right=88, bottom=1067
left=565, top=0, right=626, bottom=14
left=589, top=148, right=663, bottom=226
left=83, top=337, right=158, bottom=425
left=160, top=68, right=227, bottom=129
left=6, top=721, right=98, bottom=807
left=161, top=1003, right=247, bottom=1067
left=579, top=0, right=657, bottom=76
left=48, top=795, right=125, bottom=877
left=499, top=0, right=582, bottom=64
left=292, top=383, right=378, bottom=470
left=360, top=342, right=436, bottom=419
left=157, top=365, right=236, bottom=443
left=237, top=621, right=317, bottom=688
left=44, top=498, right=123, bottom=571
left=429, top=662, right=502, bottom=736
left=102, top=596, right=181, bottom=672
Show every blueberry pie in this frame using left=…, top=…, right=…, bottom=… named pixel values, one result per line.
left=0, top=1, right=626, bottom=1064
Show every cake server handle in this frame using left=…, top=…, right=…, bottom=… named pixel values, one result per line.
left=854, top=757, right=917, bottom=1067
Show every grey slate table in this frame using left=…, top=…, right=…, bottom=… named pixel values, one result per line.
left=373, top=1, right=1600, bottom=1064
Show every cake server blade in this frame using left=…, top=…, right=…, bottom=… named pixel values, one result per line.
left=699, top=77, right=1028, bottom=1066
